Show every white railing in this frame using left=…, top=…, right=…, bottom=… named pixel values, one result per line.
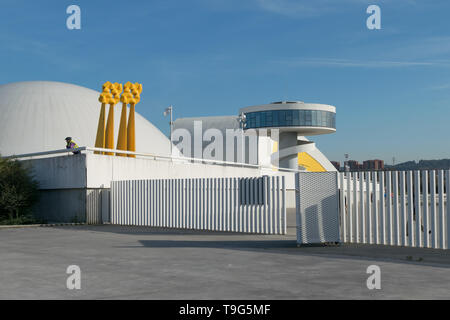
left=110, top=176, right=287, bottom=234
left=4, top=147, right=87, bottom=159
left=6, top=146, right=303, bottom=174
left=339, top=170, right=450, bottom=249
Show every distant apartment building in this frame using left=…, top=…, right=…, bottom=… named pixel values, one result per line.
left=333, top=159, right=385, bottom=171
left=344, top=160, right=361, bottom=171
left=363, top=159, right=384, bottom=170
left=330, top=161, right=340, bottom=171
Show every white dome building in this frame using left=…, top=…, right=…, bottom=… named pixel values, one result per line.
left=0, top=81, right=171, bottom=156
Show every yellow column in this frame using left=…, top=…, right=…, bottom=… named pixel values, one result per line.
left=94, top=103, right=106, bottom=154
left=120, top=82, right=142, bottom=158
left=103, top=82, right=122, bottom=156
left=116, top=102, right=128, bottom=156
left=120, top=83, right=133, bottom=157
left=127, top=103, right=136, bottom=157
left=105, top=103, right=115, bottom=155
left=127, top=82, right=142, bottom=158
left=97, top=82, right=113, bottom=155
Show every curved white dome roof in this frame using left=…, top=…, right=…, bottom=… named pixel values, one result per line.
left=0, top=81, right=171, bottom=157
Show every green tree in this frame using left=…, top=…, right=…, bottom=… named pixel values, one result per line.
left=0, top=155, right=39, bottom=222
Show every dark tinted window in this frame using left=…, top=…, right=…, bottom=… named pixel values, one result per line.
left=244, top=110, right=336, bottom=129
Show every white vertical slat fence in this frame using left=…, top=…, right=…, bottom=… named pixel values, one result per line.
left=111, top=176, right=286, bottom=235
left=339, top=170, right=449, bottom=249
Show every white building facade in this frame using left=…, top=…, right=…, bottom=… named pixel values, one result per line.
left=173, top=101, right=337, bottom=172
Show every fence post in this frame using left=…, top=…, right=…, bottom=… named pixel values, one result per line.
left=414, top=171, right=422, bottom=247
left=371, top=171, right=377, bottom=244
left=263, top=176, right=268, bottom=234
left=115, top=181, right=119, bottom=225
left=392, top=172, right=400, bottom=245
left=446, top=170, right=450, bottom=250
left=208, top=178, right=211, bottom=231
left=366, top=172, right=372, bottom=244
left=226, top=178, right=231, bottom=232
left=168, top=179, right=171, bottom=228
left=380, top=172, right=386, bottom=245
left=386, top=171, right=392, bottom=245
left=359, top=172, right=365, bottom=244
left=438, top=170, right=445, bottom=249
left=399, top=171, right=407, bottom=246
left=430, top=170, right=437, bottom=248
left=155, top=179, right=159, bottom=227
left=353, top=172, right=358, bottom=242
left=126, top=183, right=132, bottom=226
left=346, top=172, right=352, bottom=242
left=282, top=176, right=286, bottom=235
left=275, top=177, right=280, bottom=234
left=407, top=171, right=414, bottom=247
left=255, top=177, right=259, bottom=233
left=339, top=173, right=346, bottom=242
left=150, top=180, right=153, bottom=226
left=110, top=181, right=115, bottom=224
left=236, top=178, right=240, bottom=232
left=422, top=171, right=429, bottom=248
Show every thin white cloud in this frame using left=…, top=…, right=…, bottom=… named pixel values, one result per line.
left=386, top=36, right=450, bottom=61
left=199, top=0, right=396, bottom=17
left=428, top=83, right=450, bottom=90
left=253, top=0, right=413, bottom=18
left=255, top=0, right=330, bottom=17
left=0, top=31, right=86, bottom=71
left=273, top=57, right=450, bottom=68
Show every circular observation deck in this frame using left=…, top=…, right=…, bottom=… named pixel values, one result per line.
left=239, top=101, right=336, bottom=136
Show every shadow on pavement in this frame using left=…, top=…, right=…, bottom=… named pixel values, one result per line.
left=48, top=225, right=450, bottom=268
left=137, top=239, right=298, bottom=249
left=50, top=224, right=296, bottom=237
left=127, top=239, right=450, bottom=268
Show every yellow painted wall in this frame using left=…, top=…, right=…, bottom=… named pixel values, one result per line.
left=298, top=152, right=326, bottom=172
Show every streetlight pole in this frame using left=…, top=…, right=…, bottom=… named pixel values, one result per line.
left=164, top=105, right=173, bottom=157
left=238, top=112, right=246, bottom=165
left=344, top=153, right=349, bottom=172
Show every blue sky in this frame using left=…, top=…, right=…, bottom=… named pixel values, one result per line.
left=1, top=0, right=450, bottom=164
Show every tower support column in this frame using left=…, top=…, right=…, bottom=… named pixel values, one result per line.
left=279, top=131, right=298, bottom=170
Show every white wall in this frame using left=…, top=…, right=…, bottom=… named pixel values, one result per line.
left=86, top=154, right=297, bottom=209
left=86, top=153, right=279, bottom=188
left=23, top=153, right=296, bottom=190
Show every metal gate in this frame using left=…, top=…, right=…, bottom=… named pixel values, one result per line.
left=295, top=172, right=340, bottom=244
left=339, top=170, right=450, bottom=249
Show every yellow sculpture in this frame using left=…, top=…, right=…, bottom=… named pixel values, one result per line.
left=95, top=83, right=111, bottom=154
left=116, top=86, right=130, bottom=157
left=120, top=82, right=142, bottom=158
left=95, top=81, right=141, bottom=157
left=96, top=82, right=122, bottom=155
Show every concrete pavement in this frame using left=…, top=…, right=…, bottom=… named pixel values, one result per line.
left=0, top=223, right=449, bottom=299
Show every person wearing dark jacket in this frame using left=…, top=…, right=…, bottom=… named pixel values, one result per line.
left=65, top=137, right=80, bottom=154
